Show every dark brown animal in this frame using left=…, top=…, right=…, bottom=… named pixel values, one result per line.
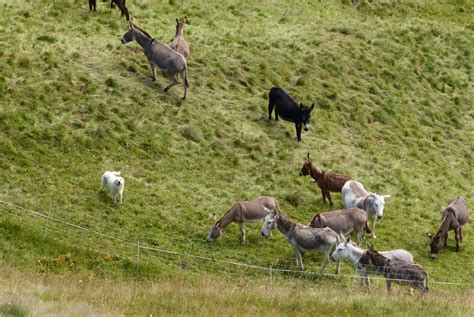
left=308, top=207, right=370, bottom=244
left=268, top=87, right=314, bottom=142
left=88, top=0, right=129, bottom=21
left=429, top=196, right=470, bottom=258
left=299, top=153, right=352, bottom=205
left=359, top=245, right=428, bottom=294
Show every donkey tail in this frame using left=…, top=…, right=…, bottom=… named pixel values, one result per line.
left=364, top=220, right=372, bottom=234
left=184, top=68, right=189, bottom=88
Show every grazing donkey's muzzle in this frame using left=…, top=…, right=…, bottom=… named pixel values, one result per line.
left=121, top=37, right=126, bottom=44
left=304, top=123, right=310, bottom=131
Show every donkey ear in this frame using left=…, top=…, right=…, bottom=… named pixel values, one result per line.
left=382, top=195, right=391, bottom=200
left=176, top=18, right=179, bottom=23
left=309, top=103, right=315, bottom=111
left=299, top=103, right=304, bottom=109
left=212, top=213, right=216, bottom=222
left=307, top=152, right=310, bottom=161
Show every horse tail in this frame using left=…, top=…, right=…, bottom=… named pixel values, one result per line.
left=364, top=220, right=372, bottom=234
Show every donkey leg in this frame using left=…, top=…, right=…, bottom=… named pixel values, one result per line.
left=444, top=232, right=448, bottom=247
left=386, top=279, right=392, bottom=295
left=455, top=228, right=461, bottom=252
left=296, top=123, right=302, bottom=142
left=164, top=74, right=179, bottom=92
left=180, top=69, right=188, bottom=100
left=321, top=190, right=327, bottom=204
left=370, top=218, right=377, bottom=238
left=327, top=192, right=333, bottom=205
left=293, top=248, right=304, bottom=270
left=149, top=62, right=157, bottom=81
left=239, top=223, right=246, bottom=244
left=319, top=249, right=329, bottom=273
left=459, top=227, right=463, bottom=242
left=268, top=100, right=274, bottom=120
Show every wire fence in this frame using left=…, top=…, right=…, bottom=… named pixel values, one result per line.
left=1, top=199, right=473, bottom=290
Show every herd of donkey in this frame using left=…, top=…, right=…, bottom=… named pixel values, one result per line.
left=88, top=1, right=470, bottom=294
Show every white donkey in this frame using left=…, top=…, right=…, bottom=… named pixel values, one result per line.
left=331, top=233, right=413, bottom=288
left=342, top=180, right=391, bottom=238
left=261, top=209, right=340, bottom=273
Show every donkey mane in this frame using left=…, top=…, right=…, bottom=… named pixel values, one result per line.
left=132, top=23, right=153, bottom=39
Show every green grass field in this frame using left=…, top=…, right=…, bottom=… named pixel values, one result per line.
left=0, top=0, right=473, bottom=315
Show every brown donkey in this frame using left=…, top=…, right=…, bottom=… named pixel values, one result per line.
left=429, top=196, right=469, bottom=258
left=359, top=245, right=428, bottom=294
left=299, top=153, right=352, bottom=205
left=170, top=16, right=190, bottom=59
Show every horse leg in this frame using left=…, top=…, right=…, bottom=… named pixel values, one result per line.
left=239, top=223, right=246, bottom=244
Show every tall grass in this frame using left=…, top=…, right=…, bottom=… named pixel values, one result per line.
left=0, top=0, right=473, bottom=314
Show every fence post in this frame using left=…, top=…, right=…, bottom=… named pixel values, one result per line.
left=269, top=266, right=273, bottom=289
left=137, top=241, right=140, bottom=265
left=43, top=204, right=51, bottom=238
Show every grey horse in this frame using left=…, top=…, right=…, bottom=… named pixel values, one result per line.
left=121, top=22, right=189, bottom=99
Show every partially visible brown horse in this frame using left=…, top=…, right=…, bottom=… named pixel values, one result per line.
left=359, top=245, right=428, bottom=294
left=170, top=16, right=190, bottom=59
left=89, top=0, right=129, bottom=21
left=428, top=196, right=470, bottom=258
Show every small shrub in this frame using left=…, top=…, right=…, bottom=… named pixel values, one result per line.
left=37, top=35, right=57, bottom=43
left=181, top=125, right=205, bottom=142
left=105, top=77, right=117, bottom=88
left=0, top=304, right=28, bottom=317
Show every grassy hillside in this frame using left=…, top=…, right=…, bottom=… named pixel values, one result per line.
left=0, top=0, right=473, bottom=314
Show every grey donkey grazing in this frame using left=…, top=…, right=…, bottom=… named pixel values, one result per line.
left=121, top=22, right=189, bottom=99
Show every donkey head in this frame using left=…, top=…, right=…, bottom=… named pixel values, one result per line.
left=428, top=231, right=445, bottom=259
left=121, top=24, right=135, bottom=44
left=175, top=16, right=187, bottom=36
left=366, top=194, right=391, bottom=219
left=331, top=232, right=350, bottom=262
left=299, top=153, right=312, bottom=176
left=207, top=219, right=223, bottom=242
left=261, top=209, right=278, bottom=238
left=300, top=103, right=315, bottom=131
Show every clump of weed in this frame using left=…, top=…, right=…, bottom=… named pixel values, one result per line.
left=181, top=125, right=205, bottom=143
